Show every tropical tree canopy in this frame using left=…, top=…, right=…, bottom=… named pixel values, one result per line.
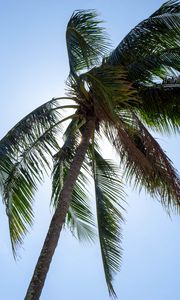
left=0, top=1, right=180, bottom=297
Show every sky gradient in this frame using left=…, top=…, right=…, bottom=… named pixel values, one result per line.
left=0, top=1, right=180, bottom=299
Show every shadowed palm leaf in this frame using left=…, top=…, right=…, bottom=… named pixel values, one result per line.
left=103, top=112, right=180, bottom=212
left=138, top=83, right=180, bottom=132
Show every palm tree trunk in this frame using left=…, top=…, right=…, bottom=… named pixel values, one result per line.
left=24, top=118, right=95, bottom=300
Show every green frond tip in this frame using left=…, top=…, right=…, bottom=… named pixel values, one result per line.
left=151, top=0, right=180, bottom=16
left=66, top=9, right=110, bottom=75
left=88, top=145, right=125, bottom=297
left=66, top=173, right=96, bottom=243
left=108, top=0, right=180, bottom=68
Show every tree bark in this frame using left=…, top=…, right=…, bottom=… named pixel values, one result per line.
left=24, top=118, right=95, bottom=300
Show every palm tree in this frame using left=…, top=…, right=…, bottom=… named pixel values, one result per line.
left=0, top=1, right=180, bottom=299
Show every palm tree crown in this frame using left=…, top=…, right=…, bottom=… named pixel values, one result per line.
left=0, top=1, right=180, bottom=297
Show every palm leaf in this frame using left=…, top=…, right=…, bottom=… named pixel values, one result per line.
left=0, top=98, right=76, bottom=254
left=89, top=145, right=125, bottom=298
left=127, top=47, right=180, bottom=83
left=108, top=1, right=180, bottom=68
left=137, top=83, right=180, bottom=133
left=51, top=120, right=95, bottom=242
left=66, top=9, right=109, bottom=75
left=104, top=114, right=180, bottom=213
left=66, top=168, right=95, bottom=242
left=81, top=64, right=139, bottom=122
left=151, top=0, right=180, bottom=15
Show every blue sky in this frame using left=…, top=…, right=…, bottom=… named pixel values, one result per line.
left=0, top=1, right=180, bottom=299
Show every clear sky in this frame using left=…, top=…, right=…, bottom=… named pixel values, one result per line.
left=0, top=1, right=180, bottom=299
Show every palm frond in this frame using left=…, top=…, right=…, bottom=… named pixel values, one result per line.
left=137, top=83, right=180, bottom=133
left=66, top=169, right=95, bottom=242
left=104, top=114, right=180, bottom=213
left=66, top=9, right=109, bottom=75
left=89, top=144, right=125, bottom=297
left=51, top=119, right=80, bottom=206
left=151, top=0, right=180, bottom=15
left=108, top=1, right=180, bottom=70
left=0, top=99, right=76, bottom=254
left=80, top=64, right=139, bottom=122
left=51, top=120, right=95, bottom=242
left=127, top=47, right=180, bottom=83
